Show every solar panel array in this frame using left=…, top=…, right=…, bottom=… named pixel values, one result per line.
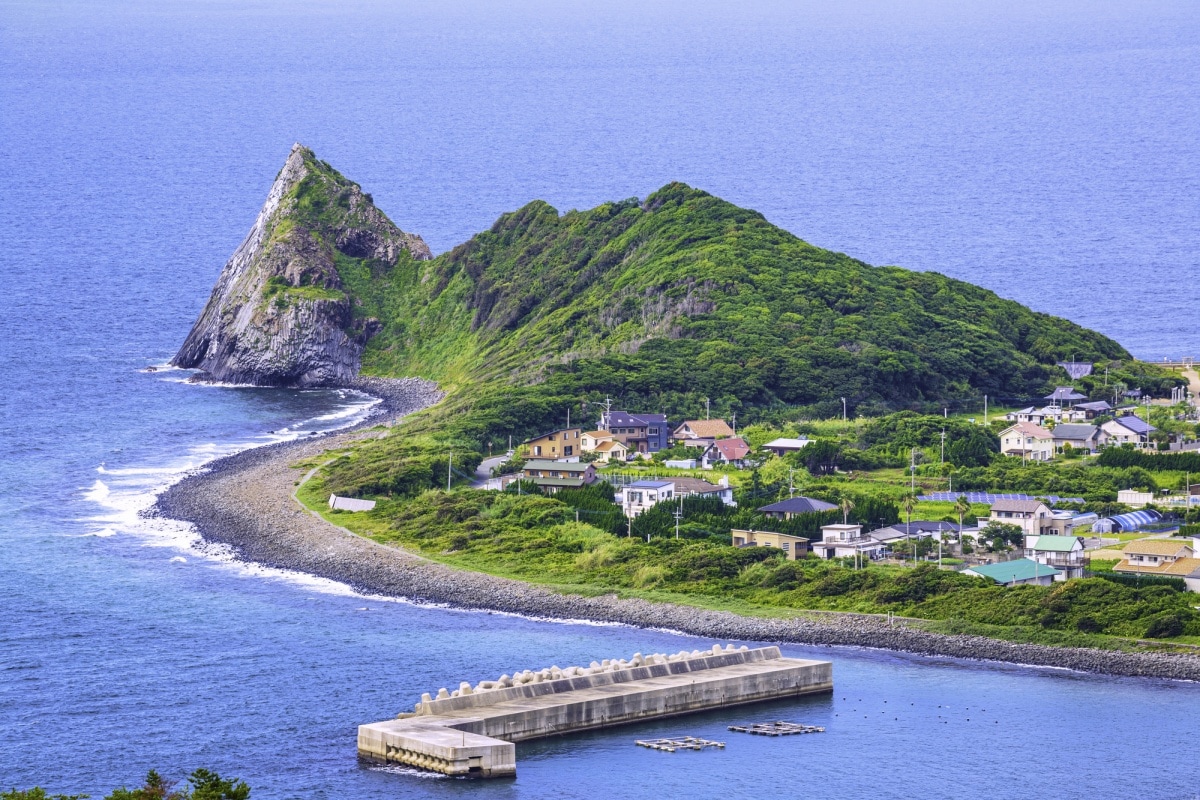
left=920, top=492, right=1085, bottom=505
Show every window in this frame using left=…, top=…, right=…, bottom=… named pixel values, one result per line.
left=534, top=446, right=542, bottom=456
left=564, top=446, right=573, bottom=456
left=649, top=428, right=659, bottom=436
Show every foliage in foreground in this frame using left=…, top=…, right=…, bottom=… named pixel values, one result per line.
left=3, top=770, right=248, bottom=800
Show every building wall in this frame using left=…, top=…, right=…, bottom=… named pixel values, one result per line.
left=527, top=429, right=581, bottom=459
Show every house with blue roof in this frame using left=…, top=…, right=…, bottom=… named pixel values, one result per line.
left=962, top=558, right=1061, bottom=587
left=1101, top=415, right=1157, bottom=449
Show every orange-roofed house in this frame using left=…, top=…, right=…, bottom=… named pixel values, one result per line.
left=591, top=439, right=629, bottom=464
left=580, top=430, right=613, bottom=453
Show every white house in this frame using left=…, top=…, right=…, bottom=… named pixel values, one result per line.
left=617, top=480, right=674, bottom=518
left=1023, top=534, right=1086, bottom=579
left=811, top=523, right=887, bottom=561
left=989, top=498, right=1054, bottom=537
left=998, top=422, right=1055, bottom=461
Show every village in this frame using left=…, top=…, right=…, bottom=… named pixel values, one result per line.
left=457, top=368, right=1200, bottom=594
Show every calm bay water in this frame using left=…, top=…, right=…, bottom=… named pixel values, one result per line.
left=1, top=1, right=1198, bottom=796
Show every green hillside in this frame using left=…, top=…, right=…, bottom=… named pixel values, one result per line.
left=334, top=181, right=1129, bottom=442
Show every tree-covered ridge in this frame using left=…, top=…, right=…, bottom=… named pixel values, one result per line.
left=352, top=182, right=1127, bottom=418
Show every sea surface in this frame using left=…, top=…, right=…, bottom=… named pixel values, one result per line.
left=1, top=0, right=1198, bottom=797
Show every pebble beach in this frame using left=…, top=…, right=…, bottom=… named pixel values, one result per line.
left=151, top=379, right=1200, bottom=683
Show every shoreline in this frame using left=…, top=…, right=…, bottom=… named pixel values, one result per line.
left=151, top=380, right=1200, bottom=682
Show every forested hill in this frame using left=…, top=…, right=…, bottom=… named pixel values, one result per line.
left=342, top=181, right=1127, bottom=435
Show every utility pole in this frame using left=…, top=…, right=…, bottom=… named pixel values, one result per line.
left=674, top=494, right=683, bottom=539
left=841, top=397, right=847, bottom=421
left=627, top=516, right=632, bottom=538
left=705, top=397, right=710, bottom=420
left=732, top=412, right=737, bottom=434
left=566, top=408, right=570, bottom=428
left=940, top=429, right=946, bottom=464
left=910, top=448, right=916, bottom=495
left=789, top=468, right=795, bottom=497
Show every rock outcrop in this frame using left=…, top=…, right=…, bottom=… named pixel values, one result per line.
left=172, top=144, right=431, bottom=386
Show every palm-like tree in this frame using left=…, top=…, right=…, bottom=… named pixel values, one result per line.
left=900, top=492, right=917, bottom=562
left=840, top=497, right=855, bottom=525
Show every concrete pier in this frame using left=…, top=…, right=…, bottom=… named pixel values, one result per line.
left=358, top=644, right=832, bottom=777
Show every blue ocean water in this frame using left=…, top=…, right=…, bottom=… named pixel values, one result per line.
left=2, top=0, right=1199, bottom=797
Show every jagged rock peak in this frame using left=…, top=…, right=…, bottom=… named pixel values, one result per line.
left=172, top=144, right=430, bottom=387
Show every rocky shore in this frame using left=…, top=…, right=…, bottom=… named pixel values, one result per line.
left=152, top=379, right=1200, bottom=682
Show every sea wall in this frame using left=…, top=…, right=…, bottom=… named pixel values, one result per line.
left=151, top=382, right=1200, bottom=683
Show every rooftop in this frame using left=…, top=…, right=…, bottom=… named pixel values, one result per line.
left=1110, top=414, right=1155, bottom=435
left=991, top=498, right=1050, bottom=513
left=628, top=480, right=674, bottom=489
left=759, top=496, right=837, bottom=514
left=1051, top=423, right=1099, bottom=440
left=965, top=559, right=1061, bottom=584
left=710, top=437, right=750, bottom=460
left=1028, top=535, right=1083, bottom=552
left=1002, top=421, right=1054, bottom=439
left=1120, top=539, right=1194, bottom=557
left=675, top=419, right=735, bottom=439
left=667, top=477, right=725, bottom=494
left=1114, top=556, right=1200, bottom=576
left=761, top=437, right=811, bottom=450
left=524, top=460, right=592, bottom=472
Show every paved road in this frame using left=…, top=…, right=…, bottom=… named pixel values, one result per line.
left=471, top=455, right=507, bottom=488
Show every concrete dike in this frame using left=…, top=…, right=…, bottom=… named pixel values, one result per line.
left=358, top=643, right=833, bottom=777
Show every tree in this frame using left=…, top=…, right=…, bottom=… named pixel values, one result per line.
left=105, top=770, right=248, bottom=800
left=900, top=492, right=917, bottom=560
left=2, top=790, right=88, bottom=800
left=979, top=521, right=1023, bottom=552
left=953, top=494, right=971, bottom=533
left=840, top=497, right=855, bottom=524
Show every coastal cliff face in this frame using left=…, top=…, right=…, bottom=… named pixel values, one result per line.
left=172, top=144, right=431, bottom=386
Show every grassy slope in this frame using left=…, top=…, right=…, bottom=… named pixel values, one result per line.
left=278, top=165, right=1199, bottom=649
left=346, top=184, right=1129, bottom=421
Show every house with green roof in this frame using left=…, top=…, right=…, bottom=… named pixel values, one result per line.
left=962, top=558, right=1061, bottom=587
left=1023, top=534, right=1086, bottom=579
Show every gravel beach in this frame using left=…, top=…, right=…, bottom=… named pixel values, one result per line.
left=152, top=379, right=1200, bottom=682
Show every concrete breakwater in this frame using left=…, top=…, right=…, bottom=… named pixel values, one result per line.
left=358, top=644, right=833, bottom=777
left=150, top=380, right=1200, bottom=684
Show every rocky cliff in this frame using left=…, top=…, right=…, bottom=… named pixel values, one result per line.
left=172, top=144, right=431, bottom=386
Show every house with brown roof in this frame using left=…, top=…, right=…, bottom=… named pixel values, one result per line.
left=671, top=419, right=735, bottom=443
left=701, top=437, right=751, bottom=468
left=989, top=498, right=1054, bottom=537
left=591, top=439, right=629, bottom=463
left=580, top=430, right=613, bottom=453
left=998, top=422, right=1055, bottom=461
left=1114, top=540, right=1200, bottom=591
left=666, top=476, right=736, bottom=507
